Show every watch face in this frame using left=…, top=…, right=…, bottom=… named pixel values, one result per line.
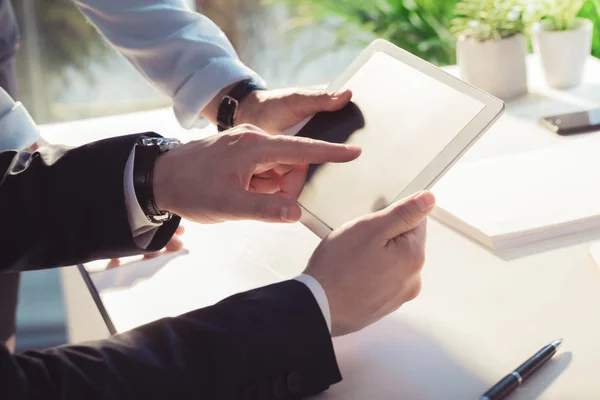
left=139, top=137, right=181, bottom=153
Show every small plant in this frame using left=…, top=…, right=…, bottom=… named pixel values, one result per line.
left=541, top=0, right=599, bottom=31
left=451, top=0, right=541, bottom=41
left=268, top=0, right=459, bottom=66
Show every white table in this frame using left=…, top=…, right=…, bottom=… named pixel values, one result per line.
left=47, top=56, right=600, bottom=399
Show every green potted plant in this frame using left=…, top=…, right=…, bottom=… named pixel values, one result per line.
left=267, top=0, right=459, bottom=66
left=451, top=0, right=538, bottom=100
left=532, top=0, right=599, bottom=89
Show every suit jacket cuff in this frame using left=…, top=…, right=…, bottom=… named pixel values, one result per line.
left=214, top=280, right=342, bottom=398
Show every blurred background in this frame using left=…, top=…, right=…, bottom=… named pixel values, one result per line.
left=12, top=0, right=600, bottom=351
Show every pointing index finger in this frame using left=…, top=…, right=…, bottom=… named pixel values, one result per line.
left=258, top=135, right=361, bottom=165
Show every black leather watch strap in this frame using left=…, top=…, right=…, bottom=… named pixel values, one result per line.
left=217, top=79, right=266, bottom=132
left=133, top=143, right=165, bottom=222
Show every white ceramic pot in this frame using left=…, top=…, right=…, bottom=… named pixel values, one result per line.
left=532, top=18, right=593, bottom=89
left=457, top=34, right=528, bottom=101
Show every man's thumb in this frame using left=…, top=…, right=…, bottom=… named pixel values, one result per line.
left=375, top=191, right=436, bottom=239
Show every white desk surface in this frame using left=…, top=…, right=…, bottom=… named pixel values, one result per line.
left=45, top=55, right=600, bottom=399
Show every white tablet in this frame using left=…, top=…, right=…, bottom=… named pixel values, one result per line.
left=286, top=39, right=505, bottom=238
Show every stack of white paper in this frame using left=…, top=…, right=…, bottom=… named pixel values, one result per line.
left=432, top=136, right=600, bottom=250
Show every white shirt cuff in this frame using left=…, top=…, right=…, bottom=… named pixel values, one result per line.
left=124, top=146, right=161, bottom=248
left=0, top=88, right=40, bottom=150
left=174, top=58, right=265, bottom=129
left=294, top=274, right=332, bottom=333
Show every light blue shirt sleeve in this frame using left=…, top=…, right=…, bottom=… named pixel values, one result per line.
left=0, top=88, right=40, bottom=150
left=74, top=0, right=266, bottom=129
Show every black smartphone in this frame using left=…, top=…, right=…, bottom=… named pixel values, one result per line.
left=540, top=108, right=600, bottom=135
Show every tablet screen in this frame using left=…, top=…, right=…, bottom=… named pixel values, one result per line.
left=297, top=51, right=485, bottom=229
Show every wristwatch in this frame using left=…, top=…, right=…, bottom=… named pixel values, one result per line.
left=216, top=79, right=266, bottom=132
left=133, top=136, right=181, bottom=223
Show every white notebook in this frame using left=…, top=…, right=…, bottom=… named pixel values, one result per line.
left=432, top=136, right=600, bottom=250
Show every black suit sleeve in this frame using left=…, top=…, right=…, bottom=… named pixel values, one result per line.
left=2, top=280, right=342, bottom=400
left=0, top=134, right=180, bottom=273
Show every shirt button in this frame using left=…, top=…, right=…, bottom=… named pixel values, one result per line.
left=286, top=372, right=301, bottom=395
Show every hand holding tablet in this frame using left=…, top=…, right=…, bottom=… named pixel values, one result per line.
left=287, top=39, right=505, bottom=238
